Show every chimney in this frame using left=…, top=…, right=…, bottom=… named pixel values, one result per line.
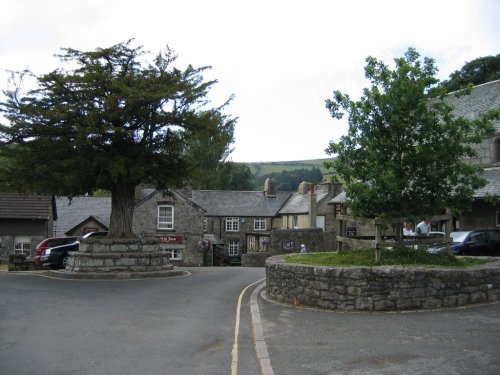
left=298, top=181, right=311, bottom=195
left=264, top=177, right=276, bottom=197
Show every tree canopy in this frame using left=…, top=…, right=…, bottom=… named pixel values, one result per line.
left=0, top=40, right=236, bottom=237
left=440, top=54, right=500, bottom=92
left=324, top=48, right=495, bottom=219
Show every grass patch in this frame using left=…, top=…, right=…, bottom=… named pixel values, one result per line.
left=285, top=248, right=490, bottom=268
left=0, top=263, right=8, bottom=271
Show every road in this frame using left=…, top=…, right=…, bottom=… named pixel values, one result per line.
left=2, top=267, right=500, bottom=375
left=0, top=267, right=265, bottom=375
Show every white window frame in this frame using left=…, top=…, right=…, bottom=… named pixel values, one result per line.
left=14, top=236, right=31, bottom=255
left=158, top=205, right=174, bottom=230
left=169, top=249, right=182, bottom=260
left=254, top=217, right=266, bottom=231
left=228, top=241, right=239, bottom=256
left=226, top=217, right=239, bottom=232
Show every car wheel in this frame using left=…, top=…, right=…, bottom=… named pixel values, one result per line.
left=61, top=255, right=70, bottom=269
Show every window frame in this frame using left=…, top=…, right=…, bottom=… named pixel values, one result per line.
left=228, top=241, right=239, bottom=256
left=169, top=249, right=182, bottom=260
left=225, top=217, right=240, bottom=232
left=254, top=217, right=266, bottom=231
left=157, top=205, right=174, bottom=230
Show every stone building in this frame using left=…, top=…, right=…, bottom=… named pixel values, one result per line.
left=0, top=193, right=55, bottom=262
left=191, top=178, right=291, bottom=265
left=448, top=80, right=500, bottom=229
left=132, top=188, right=206, bottom=266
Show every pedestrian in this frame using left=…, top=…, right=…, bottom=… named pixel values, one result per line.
left=300, top=244, right=308, bottom=254
left=415, top=218, right=431, bottom=236
left=403, top=222, right=415, bottom=236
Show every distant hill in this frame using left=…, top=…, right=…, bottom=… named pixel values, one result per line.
left=246, top=158, right=335, bottom=182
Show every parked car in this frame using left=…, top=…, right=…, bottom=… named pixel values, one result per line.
left=40, top=240, right=79, bottom=269
left=428, top=229, right=500, bottom=256
left=34, top=236, right=78, bottom=266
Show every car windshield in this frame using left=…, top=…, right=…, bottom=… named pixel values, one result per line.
left=450, top=231, right=470, bottom=243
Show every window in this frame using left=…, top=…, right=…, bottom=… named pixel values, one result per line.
left=169, top=249, right=182, bottom=260
left=496, top=139, right=500, bottom=162
left=228, top=241, right=239, bottom=256
left=293, top=216, right=298, bottom=228
left=158, top=205, right=174, bottom=229
left=226, top=217, right=239, bottom=232
left=254, top=217, right=266, bottom=231
left=14, top=236, right=31, bottom=255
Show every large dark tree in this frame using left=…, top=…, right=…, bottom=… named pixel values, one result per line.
left=324, top=48, right=496, bottom=219
left=440, top=54, right=500, bottom=92
left=0, top=40, right=236, bottom=238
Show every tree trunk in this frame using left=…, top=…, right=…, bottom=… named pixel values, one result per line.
left=108, top=183, right=137, bottom=238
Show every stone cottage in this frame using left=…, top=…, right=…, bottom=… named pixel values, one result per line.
left=0, top=192, right=56, bottom=262
left=132, top=188, right=207, bottom=266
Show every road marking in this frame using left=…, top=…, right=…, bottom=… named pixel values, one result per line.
left=231, top=278, right=265, bottom=375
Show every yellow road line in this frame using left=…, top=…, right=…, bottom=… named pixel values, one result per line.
left=231, top=278, right=265, bottom=375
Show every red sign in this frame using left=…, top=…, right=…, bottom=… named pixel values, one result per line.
left=159, top=234, right=183, bottom=244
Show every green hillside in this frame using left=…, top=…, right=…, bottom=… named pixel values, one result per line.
left=246, top=158, right=335, bottom=181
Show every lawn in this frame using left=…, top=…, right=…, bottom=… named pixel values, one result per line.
left=285, top=248, right=489, bottom=268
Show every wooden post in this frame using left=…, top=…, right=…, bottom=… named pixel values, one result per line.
left=374, top=220, right=382, bottom=262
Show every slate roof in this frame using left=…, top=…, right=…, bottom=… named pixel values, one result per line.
left=475, top=167, right=500, bottom=198
left=279, top=189, right=331, bottom=214
left=445, top=79, right=500, bottom=133
left=55, top=196, right=111, bottom=235
left=191, top=190, right=291, bottom=217
left=0, top=192, right=53, bottom=220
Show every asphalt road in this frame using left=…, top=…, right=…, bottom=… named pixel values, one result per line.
left=2, top=268, right=500, bottom=375
left=0, top=267, right=265, bottom=375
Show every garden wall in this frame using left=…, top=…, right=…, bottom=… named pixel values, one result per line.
left=266, top=254, right=500, bottom=311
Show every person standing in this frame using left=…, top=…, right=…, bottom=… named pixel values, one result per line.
left=415, top=218, right=431, bottom=236
left=300, top=244, right=308, bottom=254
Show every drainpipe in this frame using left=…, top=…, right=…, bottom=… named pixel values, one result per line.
left=309, top=184, right=317, bottom=228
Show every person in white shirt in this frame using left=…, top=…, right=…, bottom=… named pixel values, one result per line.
left=403, top=222, right=415, bottom=236
left=415, top=219, right=431, bottom=236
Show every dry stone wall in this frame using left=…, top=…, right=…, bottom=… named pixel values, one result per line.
left=266, top=255, right=500, bottom=311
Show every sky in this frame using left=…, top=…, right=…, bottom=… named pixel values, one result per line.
left=1, top=0, right=499, bottom=163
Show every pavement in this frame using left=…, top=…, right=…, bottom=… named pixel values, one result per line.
left=252, top=281, right=500, bottom=375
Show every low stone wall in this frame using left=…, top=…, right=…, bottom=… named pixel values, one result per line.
left=266, top=254, right=500, bottom=311
left=242, top=252, right=267, bottom=267
left=7, top=254, right=41, bottom=271
left=68, top=238, right=172, bottom=272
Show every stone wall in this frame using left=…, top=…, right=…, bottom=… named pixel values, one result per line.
left=266, top=254, right=500, bottom=311
left=67, top=238, right=172, bottom=272
left=270, top=228, right=334, bottom=253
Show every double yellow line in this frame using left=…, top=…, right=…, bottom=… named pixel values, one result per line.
left=231, top=278, right=265, bottom=375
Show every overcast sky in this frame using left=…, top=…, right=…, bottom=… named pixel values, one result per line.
left=1, top=0, right=499, bottom=162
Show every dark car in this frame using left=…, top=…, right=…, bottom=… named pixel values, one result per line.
left=40, top=240, right=79, bottom=269
left=34, top=236, right=78, bottom=266
left=429, top=229, right=500, bottom=256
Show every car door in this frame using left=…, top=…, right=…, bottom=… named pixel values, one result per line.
left=486, top=230, right=500, bottom=256
left=466, top=231, right=489, bottom=256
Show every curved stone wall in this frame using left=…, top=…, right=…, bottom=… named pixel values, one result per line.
left=266, top=254, right=500, bottom=311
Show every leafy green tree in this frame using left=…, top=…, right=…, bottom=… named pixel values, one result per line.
left=324, top=48, right=495, bottom=219
left=217, top=162, right=254, bottom=190
left=184, top=110, right=236, bottom=190
left=0, top=40, right=235, bottom=238
left=440, top=54, right=500, bottom=92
